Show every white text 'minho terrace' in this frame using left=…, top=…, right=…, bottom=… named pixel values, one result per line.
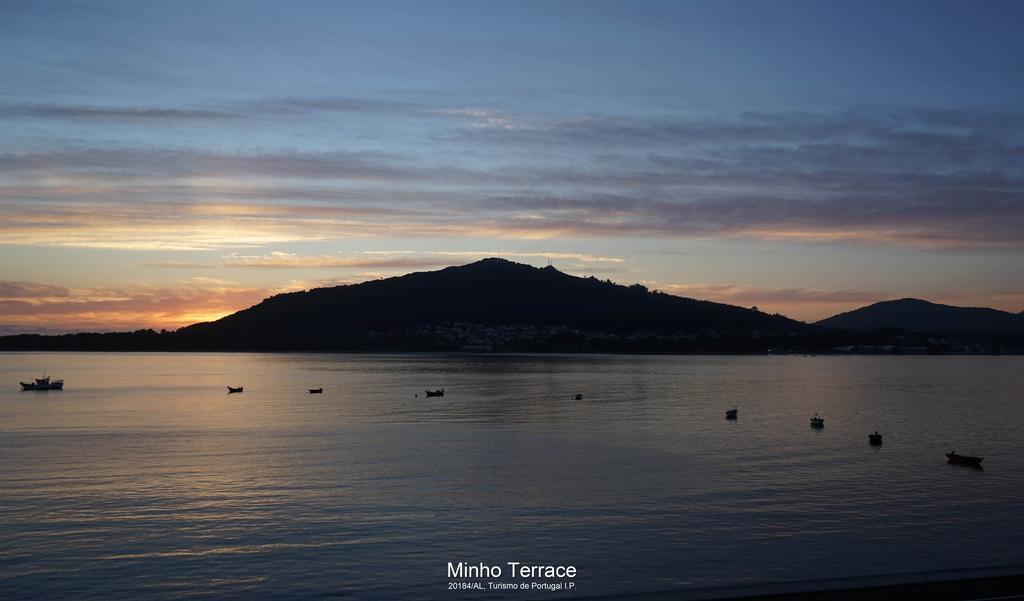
left=448, top=562, right=577, bottom=579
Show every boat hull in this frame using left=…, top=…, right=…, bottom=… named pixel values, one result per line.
left=20, top=381, right=63, bottom=391
left=946, top=453, right=983, bottom=467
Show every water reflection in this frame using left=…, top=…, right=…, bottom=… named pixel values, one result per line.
left=0, top=353, right=1022, bottom=599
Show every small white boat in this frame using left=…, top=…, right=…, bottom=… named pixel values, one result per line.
left=20, top=375, right=63, bottom=391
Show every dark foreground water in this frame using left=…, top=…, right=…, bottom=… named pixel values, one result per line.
left=1, top=353, right=1023, bottom=600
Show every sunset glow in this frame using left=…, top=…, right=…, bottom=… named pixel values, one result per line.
left=2, top=1, right=1022, bottom=332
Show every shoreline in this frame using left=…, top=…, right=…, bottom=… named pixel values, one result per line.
left=575, top=572, right=1024, bottom=601
left=725, top=574, right=1024, bottom=601
left=2, top=348, right=1022, bottom=356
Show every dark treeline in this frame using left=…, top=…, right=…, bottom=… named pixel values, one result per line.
left=1, top=327, right=1018, bottom=354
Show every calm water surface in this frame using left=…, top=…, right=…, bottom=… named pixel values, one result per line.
left=1, top=353, right=1023, bottom=599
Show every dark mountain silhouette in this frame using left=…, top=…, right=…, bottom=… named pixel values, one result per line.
left=172, top=258, right=803, bottom=350
left=6, top=260, right=1019, bottom=353
left=817, top=298, right=1024, bottom=334
left=0, top=258, right=808, bottom=352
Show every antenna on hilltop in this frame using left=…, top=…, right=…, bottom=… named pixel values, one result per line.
left=547, top=258, right=552, bottom=267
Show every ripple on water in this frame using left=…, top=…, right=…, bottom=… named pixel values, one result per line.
left=1, top=353, right=1023, bottom=599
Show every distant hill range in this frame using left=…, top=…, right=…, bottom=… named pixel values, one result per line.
left=2, top=260, right=1021, bottom=352
left=0, top=258, right=804, bottom=352
left=172, top=258, right=803, bottom=351
left=816, top=298, right=1024, bottom=335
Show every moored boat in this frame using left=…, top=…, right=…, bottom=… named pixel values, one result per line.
left=726, top=407, right=738, bottom=420
left=946, top=451, right=983, bottom=467
left=810, top=413, right=824, bottom=428
left=573, top=393, right=583, bottom=400
left=869, top=431, right=883, bottom=445
left=425, top=389, right=444, bottom=397
left=308, top=387, right=323, bottom=394
left=20, top=375, right=63, bottom=391
left=227, top=386, right=243, bottom=393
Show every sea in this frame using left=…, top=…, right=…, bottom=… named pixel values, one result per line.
left=1, top=352, right=1023, bottom=599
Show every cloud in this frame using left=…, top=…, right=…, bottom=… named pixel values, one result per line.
left=482, top=189, right=1024, bottom=249
left=661, top=283, right=882, bottom=306
left=657, top=282, right=886, bottom=322
left=0, top=97, right=392, bottom=126
left=0, top=102, right=233, bottom=121
left=0, top=202, right=323, bottom=250
left=219, top=250, right=624, bottom=269
left=358, top=250, right=624, bottom=263
left=456, top=108, right=1024, bottom=158
left=2, top=191, right=1021, bottom=250
left=223, top=252, right=453, bottom=269
left=0, top=95, right=492, bottom=126
left=1, top=105, right=1022, bottom=250
left=139, top=260, right=214, bottom=269
left=0, top=201, right=460, bottom=250
left=430, top=107, right=529, bottom=129
left=0, top=279, right=273, bottom=333
left=0, top=148, right=419, bottom=181
left=243, top=95, right=422, bottom=116
left=657, top=283, right=1024, bottom=322
left=0, top=281, right=70, bottom=298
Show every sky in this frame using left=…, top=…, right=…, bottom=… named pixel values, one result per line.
left=1, top=0, right=1023, bottom=333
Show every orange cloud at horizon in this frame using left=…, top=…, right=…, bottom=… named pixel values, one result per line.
left=4, top=196, right=1022, bottom=252
left=0, top=280, right=272, bottom=333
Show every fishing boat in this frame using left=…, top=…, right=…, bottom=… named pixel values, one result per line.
left=573, top=393, right=583, bottom=400
left=726, top=407, right=738, bottom=420
left=425, top=389, right=444, bottom=397
left=308, top=387, right=323, bottom=394
left=810, top=414, right=824, bottom=428
left=946, top=451, right=983, bottom=467
left=20, top=375, right=63, bottom=391
left=869, top=431, right=883, bottom=445
left=227, top=386, right=243, bottom=393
